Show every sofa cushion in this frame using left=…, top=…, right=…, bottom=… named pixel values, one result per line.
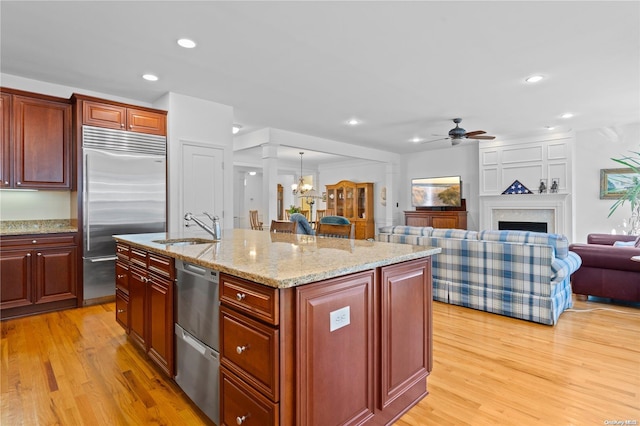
left=378, top=225, right=433, bottom=236
left=614, top=240, right=636, bottom=247
left=479, top=230, right=570, bottom=258
left=431, top=229, right=479, bottom=240
left=319, top=215, right=351, bottom=225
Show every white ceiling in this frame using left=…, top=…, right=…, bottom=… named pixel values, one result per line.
left=2, top=1, right=639, bottom=159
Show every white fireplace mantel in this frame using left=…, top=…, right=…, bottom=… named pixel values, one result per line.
left=479, top=193, right=572, bottom=239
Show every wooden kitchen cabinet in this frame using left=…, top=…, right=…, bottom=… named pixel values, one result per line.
left=219, top=257, right=432, bottom=426
left=325, top=180, right=375, bottom=239
left=296, top=271, right=375, bottom=425
left=0, top=234, right=78, bottom=319
left=0, top=89, right=72, bottom=189
left=81, top=99, right=167, bottom=136
left=115, top=243, right=175, bottom=376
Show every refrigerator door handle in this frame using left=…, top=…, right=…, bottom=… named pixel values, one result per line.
left=83, top=152, right=90, bottom=251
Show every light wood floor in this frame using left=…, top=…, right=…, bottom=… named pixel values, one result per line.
left=2, top=297, right=638, bottom=425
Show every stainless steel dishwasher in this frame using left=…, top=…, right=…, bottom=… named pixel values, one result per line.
left=175, top=259, right=220, bottom=424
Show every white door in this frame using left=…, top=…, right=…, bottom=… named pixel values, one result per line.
left=181, top=142, right=224, bottom=231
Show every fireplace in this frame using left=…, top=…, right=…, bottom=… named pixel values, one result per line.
left=499, top=221, right=548, bottom=233
left=479, top=193, right=571, bottom=239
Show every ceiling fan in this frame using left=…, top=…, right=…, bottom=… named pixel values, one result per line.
left=423, top=118, right=495, bottom=146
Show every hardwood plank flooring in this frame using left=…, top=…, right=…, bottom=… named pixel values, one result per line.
left=1, top=297, right=638, bottom=425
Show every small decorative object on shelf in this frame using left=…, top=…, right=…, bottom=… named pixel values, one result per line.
left=539, top=179, right=547, bottom=194
left=502, top=180, right=533, bottom=195
left=550, top=178, right=559, bottom=193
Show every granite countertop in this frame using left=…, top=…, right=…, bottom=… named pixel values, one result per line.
left=0, top=219, right=78, bottom=236
left=114, top=229, right=441, bottom=289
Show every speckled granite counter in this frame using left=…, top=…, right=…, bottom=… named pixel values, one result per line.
left=0, top=219, right=78, bottom=236
left=114, top=229, right=440, bottom=288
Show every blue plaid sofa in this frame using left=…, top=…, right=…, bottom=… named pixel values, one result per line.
left=377, top=226, right=582, bottom=325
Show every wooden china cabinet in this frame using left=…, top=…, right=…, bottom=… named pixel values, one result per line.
left=325, top=180, right=375, bottom=239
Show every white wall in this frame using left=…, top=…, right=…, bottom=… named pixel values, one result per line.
left=574, top=122, right=640, bottom=242
left=154, top=92, right=234, bottom=232
left=403, top=143, right=481, bottom=230
left=318, top=159, right=388, bottom=228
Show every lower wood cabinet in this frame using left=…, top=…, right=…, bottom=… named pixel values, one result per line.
left=404, top=209, right=468, bottom=229
left=219, top=257, right=432, bottom=426
left=115, top=243, right=175, bottom=377
left=0, top=233, right=78, bottom=319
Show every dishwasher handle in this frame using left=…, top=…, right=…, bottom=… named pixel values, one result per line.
left=176, top=259, right=219, bottom=283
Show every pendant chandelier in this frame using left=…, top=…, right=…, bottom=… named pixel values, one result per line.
left=291, top=152, right=312, bottom=195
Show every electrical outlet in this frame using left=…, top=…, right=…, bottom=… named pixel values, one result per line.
left=330, top=306, right=350, bottom=332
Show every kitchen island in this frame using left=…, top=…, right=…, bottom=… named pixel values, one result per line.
left=114, top=229, right=440, bottom=426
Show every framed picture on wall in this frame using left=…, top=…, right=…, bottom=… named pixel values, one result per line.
left=600, top=168, right=639, bottom=199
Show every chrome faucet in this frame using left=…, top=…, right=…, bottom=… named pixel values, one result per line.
left=184, top=212, right=220, bottom=240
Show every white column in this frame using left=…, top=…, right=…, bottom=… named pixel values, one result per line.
left=262, top=143, right=279, bottom=225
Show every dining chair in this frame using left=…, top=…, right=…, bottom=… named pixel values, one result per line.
left=270, top=220, right=297, bottom=234
left=249, top=210, right=263, bottom=230
left=315, top=209, right=326, bottom=221
left=301, top=210, right=310, bottom=221
left=315, top=222, right=354, bottom=239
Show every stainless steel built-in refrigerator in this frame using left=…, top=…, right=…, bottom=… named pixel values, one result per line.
left=82, top=126, right=166, bottom=302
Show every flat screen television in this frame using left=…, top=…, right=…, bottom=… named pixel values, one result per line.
left=411, top=175, right=462, bottom=208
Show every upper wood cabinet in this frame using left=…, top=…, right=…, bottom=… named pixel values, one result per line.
left=325, top=180, right=375, bottom=239
left=0, top=89, right=72, bottom=189
left=82, top=99, right=166, bottom=136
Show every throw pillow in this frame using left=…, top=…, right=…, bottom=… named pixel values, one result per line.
left=613, top=240, right=636, bottom=247
left=636, top=235, right=640, bottom=248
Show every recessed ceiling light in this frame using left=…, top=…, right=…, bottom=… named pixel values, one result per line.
left=248, top=171, right=256, bottom=176
left=525, top=75, right=544, bottom=83
left=142, top=74, right=158, bottom=81
left=561, top=113, right=574, bottom=119
left=346, top=118, right=360, bottom=126
left=545, top=126, right=555, bottom=130
left=232, top=124, right=243, bottom=134
left=410, top=137, right=423, bottom=143
left=177, top=38, right=197, bottom=48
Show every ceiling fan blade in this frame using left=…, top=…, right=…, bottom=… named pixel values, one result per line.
left=473, top=135, right=496, bottom=140
left=420, top=137, right=449, bottom=144
left=464, top=130, right=486, bottom=137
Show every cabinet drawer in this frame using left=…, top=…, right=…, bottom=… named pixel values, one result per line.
left=115, top=260, right=129, bottom=293
left=220, top=274, right=279, bottom=325
left=221, top=367, right=278, bottom=426
left=148, top=252, right=174, bottom=279
left=0, top=234, right=76, bottom=249
left=220, top=306, right=279, bottom=401
left=129, top=247, right=148, bottom=268
left=116, top=243, right=130, bottom=261
left=115, top=290, right=129, bottom=333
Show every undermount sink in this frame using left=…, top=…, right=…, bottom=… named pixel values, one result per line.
left=152, top=237, right=217, bottom=246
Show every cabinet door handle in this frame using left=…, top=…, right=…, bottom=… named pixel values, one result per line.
left=26, top=253, right=31, bottom=257
left=32, top=240, right=37, bottom=244
left=16, top=181, right=21, bottom=185
left=117, top=309, right=126, bottom=313
left=37, top=253, right=42, bottom=256
left=117, top=274, right=126, bottom=279
left=236, top=415, right=249, bottom=425
left=236, top=345, right=249, bottom=354
left=236, top=292, right=246, bottom=301
left=3, top=181, right=8, bottom=185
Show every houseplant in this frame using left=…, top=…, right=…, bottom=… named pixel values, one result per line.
left=608, top=150, right=640, bottom=235
left=288, top=205, right=301, bottom=215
